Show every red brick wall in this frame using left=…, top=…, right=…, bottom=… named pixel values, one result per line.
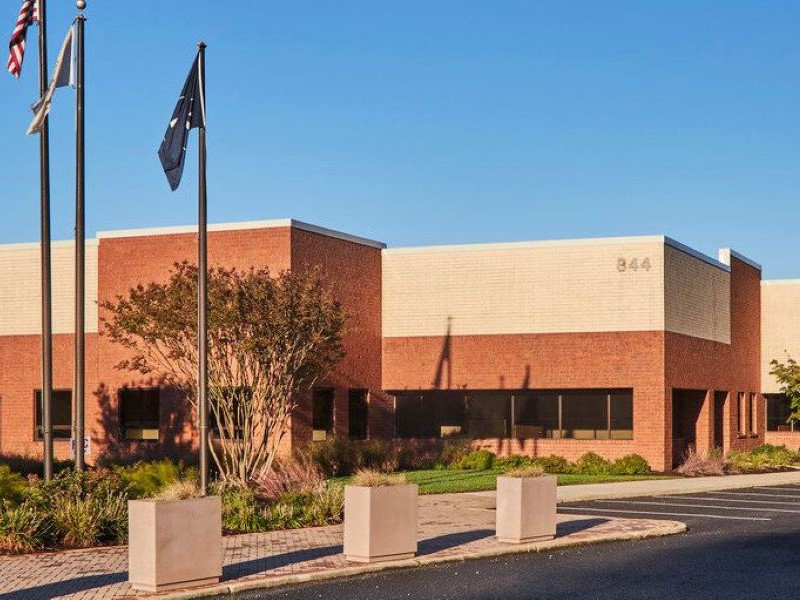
left=664, top=257, right=763, bottom=457
left=383, top=331, right=670, bottom=470
left=765, top=431, right=800, bottom=450
left=94, top=227, right=295, bottom=462
left=0, top=333, right=98, bottom=461
left=289, top=228, right=386, bottom=451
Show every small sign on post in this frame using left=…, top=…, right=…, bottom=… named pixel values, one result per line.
left=70, top=437, right=90, bottom=459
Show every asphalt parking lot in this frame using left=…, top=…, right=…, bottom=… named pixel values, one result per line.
left=230, top=483, right=800, bottom=599
left=559, top=482, right=800, bottom=527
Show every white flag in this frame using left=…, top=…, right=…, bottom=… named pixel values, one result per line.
left=27, top=24, right=74, bottom=135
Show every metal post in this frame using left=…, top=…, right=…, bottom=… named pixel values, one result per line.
left=197, top=42, right=209, bottom=495
left=37, top=0, right=54, bottom=481
left=74, top=10, right=86, bottom=470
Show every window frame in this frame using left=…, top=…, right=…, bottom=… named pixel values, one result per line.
left=33, top=389, right=72, bottom=441
left=119, top=387, right=160, bottom=441
left=312, top=388, right=336, bottom=442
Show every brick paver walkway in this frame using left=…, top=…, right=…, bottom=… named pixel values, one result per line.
left=0, top=494, right=683, bottom=600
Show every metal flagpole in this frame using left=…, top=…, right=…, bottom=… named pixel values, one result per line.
left=74, top=3, right=87, bottom=470
left=37, top=0, right=54, bottom=481
left=197, top=41, right=209, bottom=495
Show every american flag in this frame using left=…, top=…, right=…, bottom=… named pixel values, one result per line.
left=7, top=0, right=39, bottom=78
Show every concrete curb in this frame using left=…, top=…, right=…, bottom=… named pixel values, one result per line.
left=146, top=520, right=687, bottom=599
left=554, top=471, right=800, bottom=503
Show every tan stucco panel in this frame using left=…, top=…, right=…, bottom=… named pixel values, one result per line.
left=383, top=239, right=667, bottom=337
left=0, top=242, right=98, bottom=335
left=664, top=244, right=731, bottom=345
left=761, top=281, right=800, bottom=393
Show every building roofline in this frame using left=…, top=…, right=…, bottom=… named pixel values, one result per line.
left=95, top=218, right=386, bottom=249
left=384, top=234, right=730, bottom=272
left=718, top=248, right=762, bottom=271
left=0, top=239, right=99, bottom=252
left=762, top=279, right=800, bottom=286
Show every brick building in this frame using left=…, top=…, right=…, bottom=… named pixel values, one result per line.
left=0, top=218, right=796, bottom=472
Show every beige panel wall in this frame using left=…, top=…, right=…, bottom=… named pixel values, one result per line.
left=383, top=238, right=667, bottom=338
left=761, top=281, right=800, bottom=393
left=0, top=241, right=98, bottom=335
left=664, top=244, right=731, bottom=344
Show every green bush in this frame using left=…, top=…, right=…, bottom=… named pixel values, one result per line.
left=115, top=460, right=195, bottom=499
left=532, top=455, right=575, bottom=474
left=575, top=452, right=613, bottom=475
left=610, top=454, right=651, bottom=475
left=308, top=438, right=359, bottom=477
left=0, top=502, right=51, bottom=554
left=455, top=450, right=496, bottom=471
left=495, top=455, right=535, bottom=471
left=0, top=454, right=72, bottom=477
left=0, top=466, right=28, bottom=506
left=265, top=486, right=344, bottom=530
left=439, top=438, right=472, bottom=467
left=357, top=441, right=389, bottom=471
left=750, top=444, right=796, bottom=465
left=219, top=486, right=268, bottom=534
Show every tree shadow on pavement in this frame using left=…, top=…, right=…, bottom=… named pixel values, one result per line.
left=0, top=571, right=127, bottom=600
left=223, top=544, right=343, bottom=580
left=418, top=529, right=495, bottom=555
left=556, top=517, right=609, bottom=536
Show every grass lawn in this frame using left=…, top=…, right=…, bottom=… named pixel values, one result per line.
left=333, top=469, right=674, bottom=495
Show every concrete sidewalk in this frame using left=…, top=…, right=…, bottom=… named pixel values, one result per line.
left=472, top=470, right=800, bottom=503
left=0, top=494, right=684, bottom=600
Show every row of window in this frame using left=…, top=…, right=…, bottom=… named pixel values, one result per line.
left=392, top=389, right=634, bottom=440
left=32, top=387, right=372, bottom=442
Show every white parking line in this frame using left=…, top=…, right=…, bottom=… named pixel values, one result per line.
left=761, top=485, right=800, bottom=491
left=603, top=499, right=800, bottom=514
left=557, top=506, right=770, bottom=521
left=709, top=491, right=800, bottom=500
left=662, top=495, right=800, bottom=506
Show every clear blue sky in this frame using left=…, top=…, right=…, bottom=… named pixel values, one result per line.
left=2, top=1, right=800, bottom=278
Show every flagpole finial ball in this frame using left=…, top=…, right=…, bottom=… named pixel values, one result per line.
left=76, top=1, right=86, bottom=10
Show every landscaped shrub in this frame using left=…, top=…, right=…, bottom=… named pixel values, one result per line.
left=611, top=454, right=652, bottom=476
left=116, top=460, right=187, bottom=499
left=574, top=452, right=613, bottom=475
left=218, top=486, right=268, bottom=534
left=676, top=450, right=728, bottom=477
left=0, top=466, right=28, bottom=506
left=531, top=455, right=575, bottom=474
left=264, top=486, right=344, bottom=530
left=439, top=438, right=472, bottom=467
left=0, top=502, right=51, bottom=554
left=357, top=440, right=390, bottom=471
left=254, top=457, right=325, bottom=500
left=0, top=454, right=72, bottom=477
left=307, top=438, right=359, bottom=477
left=455, top=450, right=496, bottom=471
left=45, top=469, right=130, bottom=547
left=750, top=444, right=796, bottom=466
left=495, top=455, right=535, bottom=471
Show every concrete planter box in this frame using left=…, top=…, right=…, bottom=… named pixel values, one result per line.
left=496, top=475, right=557, bottom=544
left=343, top=484, right=418, bottom=563
left=128, top=495, right=222, bottom=592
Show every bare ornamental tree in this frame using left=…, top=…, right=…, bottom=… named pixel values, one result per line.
left=101, top=262, right=346, bottom=486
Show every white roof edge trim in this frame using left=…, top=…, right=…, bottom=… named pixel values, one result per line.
left=95, top=218, right=385, bottom=249
left=664, top=237, right=730, bottom=272
left=384, top=235, right=668, bottom=255
left=384, top=234, right=730, bottom=272
left=762, top=279, right=800, bottom=286
left=0, top=239, right=99, bottom=252
left=718, top=248, right=762, bottom=271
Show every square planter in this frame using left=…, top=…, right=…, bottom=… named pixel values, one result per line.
left=343, top=484, right=418, bottom=563
left=128, top=495, right=222, bottom=592
left=496, top=475, right=557, bottom=544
